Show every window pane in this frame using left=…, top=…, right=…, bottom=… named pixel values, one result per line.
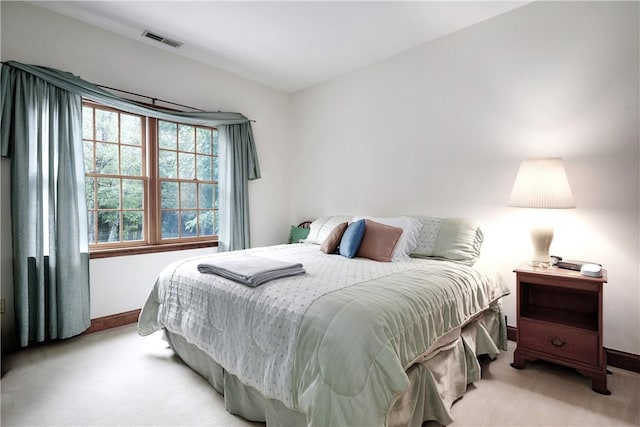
left=180, top=182, right=196, bottom=209
left=122, top=179, right=143, bottom=209
left=197, top=155, right=212, bottom=181
left=198, top=183, right=213, bottom=209
left=198, top=210, right=214, bottom=236
left=178, top=125, right=195, bottom=152
left=161, top=181, right=178, bottom=209
left=214, top=184, right=219, bottom=209
left=87, top=211, right=96, bottom=244
left=213, top=156, right=219, bottom=181
left=83, top=141, right=94, bottom=173
left=95, top=109, right=118, bottom=142
left=121, top=146, right=142, bottom=176
left=123, top=211, right=144, bottom=241
left=120, top=114, right=142, bottom=145
left=213, top=131, right=218, bottom=154
left=82, top=106, right=93, bottom=140
left=214, top=210, right=219, bottom=235
left=161, top=211, right=179, bottom=239
left=178, top=153, right=195, bottom=180
left=97, top=178, right=120, bottom=209
left=196, top=128, right=211, bottom=154
left=97, top=211, right=120, bottom=243
left=95, top=142, right=119, bottom=175
left=180, top=210, right=197, bottom=237
left=86, top=177, right=95, bottom=209
left=159, top=149, right=177, bottom=178
left=159, top=121, right=177, bottom=149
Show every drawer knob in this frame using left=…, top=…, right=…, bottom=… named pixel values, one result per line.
left=550, top=336, right=567, bottom=347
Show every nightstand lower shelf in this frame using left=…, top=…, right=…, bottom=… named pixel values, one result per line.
left=511, top=318, right=610, bottom=395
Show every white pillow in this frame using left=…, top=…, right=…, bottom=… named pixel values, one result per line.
left=353, top=216, right=422, bottom=261
left=405, top=215, right=444, bottom=257
left=304, top=215, right=353, bottom=244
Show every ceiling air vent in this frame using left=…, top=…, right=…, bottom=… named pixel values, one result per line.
left=142, top=30, right=183, bottom=48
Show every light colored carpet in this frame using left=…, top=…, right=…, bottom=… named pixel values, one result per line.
left=1, top=324, right=638, bottom=427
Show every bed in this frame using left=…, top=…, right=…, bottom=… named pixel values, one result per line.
left=138, top=216, right=510, bottom=426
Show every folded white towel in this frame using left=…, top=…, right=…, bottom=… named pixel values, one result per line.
left=197, top=255, right=305, bottom=287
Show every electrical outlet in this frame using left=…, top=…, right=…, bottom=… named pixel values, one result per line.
left=0, top=298, right=5, bottom=315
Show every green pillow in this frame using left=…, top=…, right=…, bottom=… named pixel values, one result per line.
left=288, top=226, right=310, bottom=244
left=432, top=218, right=484, bottom=265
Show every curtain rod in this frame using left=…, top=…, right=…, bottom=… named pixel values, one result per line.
left=1, top=60, right=256, bottom=122
left=97, top=85, right=256, bottom=122
left=96, top=84, right=205, bottom=112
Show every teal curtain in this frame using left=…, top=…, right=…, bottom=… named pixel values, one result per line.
left=1, top=65, right=90, bottom=346
left=1, top=61, right=261, bottom=345
left=218, top=123, right=261, bottom=252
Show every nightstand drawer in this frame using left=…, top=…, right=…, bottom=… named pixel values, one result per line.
left=519, top=319, right=598, bottom=365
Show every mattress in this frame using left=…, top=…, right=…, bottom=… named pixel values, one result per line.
left=138, top=243, right=509, bottom=426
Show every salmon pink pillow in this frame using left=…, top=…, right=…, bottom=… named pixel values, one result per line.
left=356, top=220, right=403, bottom=262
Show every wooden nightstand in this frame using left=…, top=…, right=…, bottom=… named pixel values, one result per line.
left=511, top=262, right=610, bottom=395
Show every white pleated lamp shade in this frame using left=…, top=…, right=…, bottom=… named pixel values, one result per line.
left=508, top=158, right=575, bottom=209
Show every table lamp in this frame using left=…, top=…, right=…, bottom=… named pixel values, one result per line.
left=508, top=158, right=575, bottom=267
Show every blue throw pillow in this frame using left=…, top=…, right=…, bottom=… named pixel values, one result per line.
left=339, top=219, right=366, bottom=258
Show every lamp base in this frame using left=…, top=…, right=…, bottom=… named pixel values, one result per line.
left=529, top=225, right=554, bottom=268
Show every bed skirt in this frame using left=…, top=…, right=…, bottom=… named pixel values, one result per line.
left=163, top=304, right=506, bottom=427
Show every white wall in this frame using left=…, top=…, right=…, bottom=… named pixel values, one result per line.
left=291, top=1, right=639, bottom=353
left=89, top=249, right=213, bottom=318
left=0, top=2, right=292, bottom=346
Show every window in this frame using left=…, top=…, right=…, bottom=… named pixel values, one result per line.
left=82, top=102, right=219, bottom=255
left=157, top=121, right=219, bottom=240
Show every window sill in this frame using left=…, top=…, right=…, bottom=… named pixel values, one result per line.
left=89, top=240, right=218, bottom=259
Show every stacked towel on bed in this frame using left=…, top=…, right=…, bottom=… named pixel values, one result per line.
left=197, top=255, right=305, bottom=287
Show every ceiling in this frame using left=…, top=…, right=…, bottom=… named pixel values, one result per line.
left=33, top=1, right=528, bottom=93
